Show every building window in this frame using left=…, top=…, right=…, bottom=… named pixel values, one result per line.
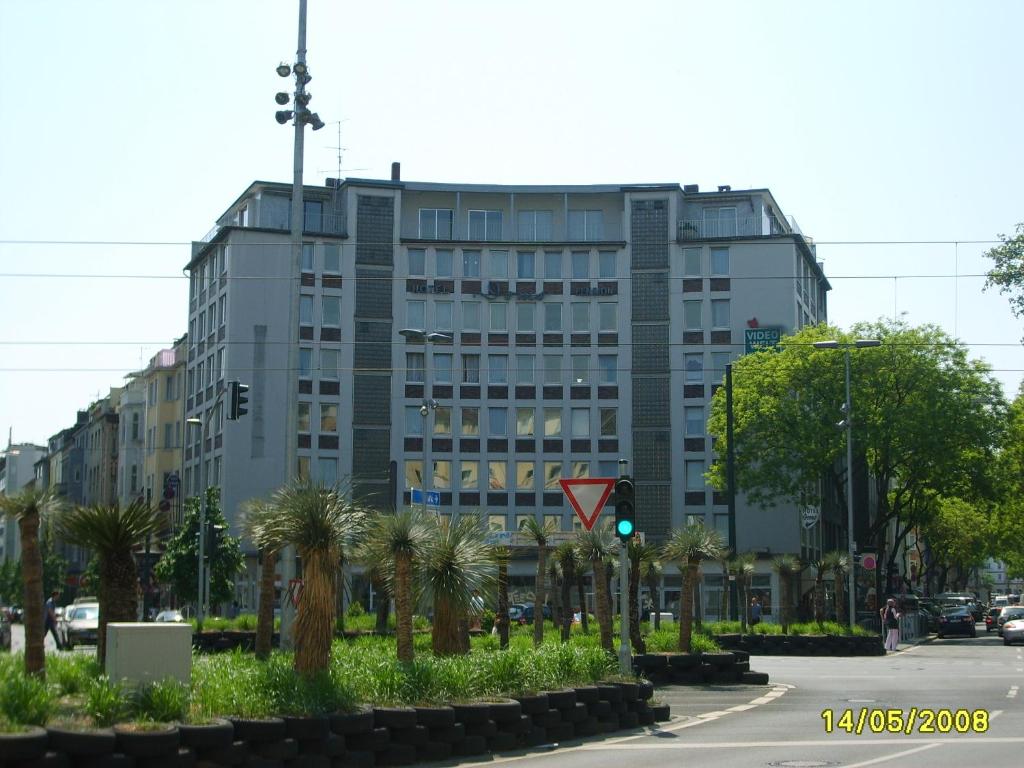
left=469, top=210, right=502, bottom=240
left=164, top=423, right=173, bottom=449
left=406, top=352, right=425, bottom=383
left=571, top=408, right=590, bottom=437
left=419, top=208, right=453, bottom=239
left=461, top=460, right=479, bottom=489
left=683, top=247, right=701, bottom=276
left=544, top=461, right=562, bottom=489
left=407, top=300, right=425, bottom=329
left=544, top=407, right=561, bottom=436
left=489, top=302, right=508, bottom=332
left=436, top=249, right=453, bottom=277
left=131, top=413, right=140, bottom=440
left=599, top=408, right=616, bottom=436
left=300, top=296, right=314, bottom=325
left=433, top=406, right=451, bottom=435
left=322, top=296, right=341, bottom=327
left=685, top=406, right=704, bottom=436
left=516, top=407, right=535, bottom=436
left=408, top=248, right=426, bottom=276
left=320, top=404, right=338, bottom=432
left=405, top=406, right=423, bottom=436
left=298, top=403, right=311, bottom=432
left=516, top=514, right=534, bottom=531
left=571, top=251, right=589, bottom=279
left=598, top=354, right=616, bottom=384
left=299, top=348, right=312, bottom=377
left=435, top=301, right=453, bottom=331
left=571, top=303, right=589, bottom=332
left=304, top=200, right=322, bottom=230
left=433, top=460, right=451, bottom=489
left=318, top=458, right=338, bottom=487
left=462, top=250, right=481, bottom=277
left=488, top=514, right=506, bottom=532
left=598, top=303, right=616, bottom=332
left=516, top=303, right=535, bottom=332
left=301, top=242, right=314, bottom=272
left=711, top=299, right=730, bottom=329
left=488, top=250, right=509, bottom=279
left=461, top=407, right=479, bottom=435
left=517, top=251, right=535, bottom=278
left=703, top=207, right=736, bottom=237
left=516, top=461, right=535, bottom=489
left=488, top=354, right=508, bottom=384
left=434, top=352, right=453, bottom=383
left=296, top=456, right=310, bottom=481
left=488, top=461, right=508, bottom=490
left=568, top=210, right=604, bottom=240
left=685, top=460, right=705, bottom=491
left=711, top=351, right=731, bottom=383
left=543, top=355, right=561, bottom=386
left=218, top=295, right=226, bottom=327
left=515, top=354, right=535, bottom=384
left=323, top=243, right=340, bottom=273
left=462, top=301, right=481, bottom=330
left=544, top=251, right=562, bottom=279
left=130, top=465, right=138, bottom=493
left=319, top=349, right=339, bottom=379
left=571, top=355, right=589, bottom=385
left=571, top=461, right=590, bottom=478
left=684, top=300, right=703, bottom=331
left=462, top=353, right=480, bottom=383
left=684, top=353, right=703, bottom=383
left=517, top=210, right=553, bottom=241
left=710, top=247, right=729, bottom=276
left=488, top=407, right=508, bottom=436
left=598, top=251, right=616, bottom=279
left=405, top=459, right=423, bottom=489
left=544, top=303, right=562, bottom=332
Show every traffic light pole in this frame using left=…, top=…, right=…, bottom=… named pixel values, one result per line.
left=616, top=463, right=633, bottom=676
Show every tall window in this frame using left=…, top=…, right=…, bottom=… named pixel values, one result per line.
left=463, top=250, right=481, bottom=277
left=598, top=251, right=616, bottom=278
left=406, top=352, right=425, bottom=382
left=322, top=296, right=341, bottom=327
left=702, top=207, right=736, bottom=237
left=433, top=407, right=451, bottom=435
left=517, top=303, right=535, bottom=332
left=517, top=251, right=535, bottom=278
left=711, top=351, right=731, bottom=383
left=543, top=355, right=561, bottom=385
left=516, top=407, right=536, bottom=437
left=405, top=406, right=423, bottom=436
left=300, top=296, right=313, bottom=325
left=516, top=461, right=535, bottom=489
left=460, top=461, right=479, bottom=489
left=685, top=406, right=704, bottom=436
left=598, top=354, right=616, bottom=384
left=323, top=243, right=340, bottom=272
left=711, top=299, right=730, bottom=329
left=461, top=407, right=479, bottom=435
left=489, top=302, right=508, bottom=331
left=544, top=303, right=562, bottom=332
left=684, top=353, right=703, bottom=383
left=544, top=461, right=562, bottom=489
left=435, top=301, right=453, bottom=331
left=407, top=300, right=425, bottom=329
left=515, top=354, right=535, bottom=384
left=298, top=403, right=311, bottom=432
left=544, top=407, right=562, bottom=436
left=517, top=210, right=553, bottom=241
left=488, top=354, right=508, bottom=384
left=469, top=210, right=502, bottom=240
left=462, top=301, right=481, bottom=329
left=301, top=242, right=314, bottom=271
left=432, top=460, right=452, bottom=490
left=544, top=251, right=562, bottom=279
left=299, top=348, right=312, bottom=377
left=419, top=208, right=453, bottom=239
left=710, top=247, right=730, bottom=275
left=684, top=300, right=703, bottom=331
left=571, top=408, right=590, bottom=437
left=683, top=247, right=701, bottom=276
left=462, top=353, right=480, bottom=383
left=320, top=348, right=339, bottom=379
left=571, top=303, right=589, bottom=332
left=488, top=250, right=509, bottom=278
left=436, top=249, right=453, bottom=277
left=685, top=460, right=705, bottom=491
left=434, top=353, right=453, bottom=383
left=405, top=459, right=423, bottom=489
left=571, top=355, right=589, bottom=385
left=598, top=302, right=616, bottom=332
left=599, top=407, right=616, bottom=436
left=318, top=458, right=338, bottom=487
left=488, top=407, right=508, bottom=436
left=568, top=210, right=604, bottom=240
left=320, top=404, right=338, bottom=432
left=488, top=460, right=508, bottom=489
left=408, top=248, right=426, bottom=276
left=571, top=251, right=590, bottom=279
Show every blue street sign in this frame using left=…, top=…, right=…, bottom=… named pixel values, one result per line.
left=411, top=489, right=441, bottom=507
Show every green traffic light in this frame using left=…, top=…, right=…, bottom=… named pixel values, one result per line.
left=616, top=519, right=634, bottom=537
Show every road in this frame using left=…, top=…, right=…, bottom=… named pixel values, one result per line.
left=9, top=623, right=1024, bottom=765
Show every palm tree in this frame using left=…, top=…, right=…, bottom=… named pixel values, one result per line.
left=245, top=480, right=368, bottom=675
left=553, top=542, right=577, bottom=642
left=640, top=556, right=663, bottom=630
left=241, top=498, right=277, bottom=660
left=492, top=545, right=511, bottom=649
left=826, top=550, right=851, bottom=625
left=364, top=509, right=430, bottom=662
left=366, top=563, right=390, bottom=634
left=810, top=556, right=828, bottom=623
left=421, top=514, right=495, bottom=656
left=575, top=528, right=617, bottom=651
left=662, top=524, right=725, bottom=652
left=729, top=553, right=755, bottom=634
left=546, top=554, right=562, bottom=632
left=0, top=489, right=63, bottom=676
left=772, top=554, right=800, bottom=633
left=520, top=517, right=556, bottom=646
left=628, top=540, right=657, bottom=653
left=574, top=546, right=590, bottom=634
left=56, top=499, right=165, bottom=664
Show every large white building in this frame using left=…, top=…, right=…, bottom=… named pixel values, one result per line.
left=0, top=441, right=48, bottom=562
left=185, top=171, right=830, bottom=614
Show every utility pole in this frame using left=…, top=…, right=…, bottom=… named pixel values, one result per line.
left=726, top=363, right=738, bottom=620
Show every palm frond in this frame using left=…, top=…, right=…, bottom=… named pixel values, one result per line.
left=419, top=514, right=496, bottom=612
left=0, top=487, right=64, bottom=523
left=661, top=524, right=726, bottom=567
left=262, top=480, right=369, bottom=557
left=56, top=499, right=165, bottom=555
left=520, top=516, right=557, bottom=546
left=772, top=553, right=801, bottom=576
left=574, top=527, right=617, bottom=565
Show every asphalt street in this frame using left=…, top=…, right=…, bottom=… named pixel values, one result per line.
left=9, top=623, right=1024, bottom=766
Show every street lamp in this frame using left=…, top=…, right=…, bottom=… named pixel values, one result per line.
left=185, top=416, right=208, bottom=630
left=812, top=338, right=881, bottom=628
left=398, top=329, right=453, bottom=514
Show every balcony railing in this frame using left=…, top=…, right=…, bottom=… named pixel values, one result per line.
left=201, top=211, right=345, bottom=243
left=678, top=214, right=800, bottom=241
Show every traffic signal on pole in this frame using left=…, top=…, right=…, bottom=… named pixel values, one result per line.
left=206, top=522, right=226, bottom=560
left=227, top=380, right=250, bottom=420
left=614, top=476, right=635, bottom=542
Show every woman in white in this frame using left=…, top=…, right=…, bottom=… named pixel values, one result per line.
left=880, top=597, right=900, bottom=651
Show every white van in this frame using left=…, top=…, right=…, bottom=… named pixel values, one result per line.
left=994, top=594, right=1021, bottom=608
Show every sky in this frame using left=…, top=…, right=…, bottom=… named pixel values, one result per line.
left=1, top=0, right=1022, bottom=447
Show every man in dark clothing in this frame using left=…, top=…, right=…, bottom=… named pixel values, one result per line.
left=44, top=590, right=63, bottom=650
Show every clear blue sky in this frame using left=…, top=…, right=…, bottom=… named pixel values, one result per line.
left=1, top=0, right=1022, bottom=446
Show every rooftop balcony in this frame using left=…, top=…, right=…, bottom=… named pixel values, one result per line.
left=678, top=214, right=802, bottom=241
left=201, top=210, right=345, bottom=243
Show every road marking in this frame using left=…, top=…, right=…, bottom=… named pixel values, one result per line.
left=841, top=742, right=940, bottom=768
left=582, top=737, right=1024, bottom=750
left=1007, top=686, right=1019, bottom=699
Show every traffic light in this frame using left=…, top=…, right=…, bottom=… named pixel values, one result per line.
left=614, top=476, right=635, bottom=542
left=227, top=380, right=250, bottom=420
left=206, top=523, right=226, bottom=560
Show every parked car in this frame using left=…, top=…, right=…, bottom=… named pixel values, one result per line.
left=508, top=604, right=526, bottom=623
left=937, top=607, right=977, bottom=638
left=64, top=603, right=99, bottom=649
left=521, top=603, right=552, bottom=624
left=986, top=607, right=1003, bottom=633
left=998, top=606, right=1024, bottom=637
left=1, top=608, right=11, bottom=651
left=1003, top=618, right=1024, bottom=646
left=917, top=603, right=941, bottom=633
left=154, top=610, right=185, bottom=623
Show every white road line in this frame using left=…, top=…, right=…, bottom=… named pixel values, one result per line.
left=841, top=742, right=941, bottom=768
left=1007, top=685, right=1019, bottom=698
left=581, top=737, right=1024, bottom=750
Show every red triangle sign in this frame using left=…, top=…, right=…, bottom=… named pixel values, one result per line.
left=560, top=478, right=615, bottom=531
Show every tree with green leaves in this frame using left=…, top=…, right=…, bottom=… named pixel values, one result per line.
left=553, top=541, right=576, bottom=642
left=576, top=527, right=617, bottom=651
left=0, top=488, right=63, bottom=676
left=55, top=499, right=165, bottom=663
left=918, top=497, right=992, bottom=593
left=984, top=223, right=1024, bottom=329
left=809, top=557, right=828, bottom=623
left=520, top=516, right=557, bottom=647
left=662, top=524, right=725, bottom=652
left=0, top=558, right=23, bottom=605
left=707, top=320, right=1006, bottom=603
left=154, top=487, right=243, bottom=613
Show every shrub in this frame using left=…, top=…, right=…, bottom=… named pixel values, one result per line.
left=480, top=608, right=496, bottom=634
left=752, top=622, right=784, bottom=635
left=0, top=666, right=54, bottom=726
left=346, top=601, right=365, bottom=618
left=234, top=613, right=256, bottom=631
left=85, top=677, right=129, bottom=727
left=134, top=678, right=189, bottom=722
left=47, top=654, right=102, bottom=696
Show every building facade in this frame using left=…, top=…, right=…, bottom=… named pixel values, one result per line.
left=139, top=338, right=187, bottom=526
left=185, top=174, right=830, bottom=614
left=0, top=441, right=48, bottom=562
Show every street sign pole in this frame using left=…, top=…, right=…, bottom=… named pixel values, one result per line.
left=619, top=538, right=630, bottom=675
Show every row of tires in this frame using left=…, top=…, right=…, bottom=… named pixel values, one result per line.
left=634, top=650, right=771, bottom=686
left=713, top=633, right=885, bottom=656
left=0, top=682, right=670, bottom=768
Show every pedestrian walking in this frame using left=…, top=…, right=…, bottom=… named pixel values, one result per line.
left=880, top=597, right=900, bottom=651
left=44, top=590, right=63, bottom=650
left=750, top=597, right=762, bottom=626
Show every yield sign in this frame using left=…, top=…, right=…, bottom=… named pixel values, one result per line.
left=560, top=478, right=614, bottom=531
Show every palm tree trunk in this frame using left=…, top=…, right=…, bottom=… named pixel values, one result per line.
left=576, top=572, right=589, bottom=634
left=432, top=595, right=461, bottom=655
left=834, top=571, right=847, bottom=626
left=533, top=544, right=546, bottom=646
left=549, top=570, right=561, bottom=637
left=371, top=568, right=389, bottom=635
left=647, top=570, right=660, bottom=631
left=18, top=513, right=45, bottom=677
left=394, top=551, right=414, bottom=663
left=678, top=563, right=697, bottom=652
left=99, top=550, right=141, bottom=664
left=780, top=575, right=790, bottom=633
left=497, top=557, right=509, bottom=649
left=592, top=558, right=613, bottom=651
left=628, top=554, right=644, bottom=653
left=294, top=549, right=335, bottom=676
left=814, top=571, right=825, bottom=623
left=255, top=547, right=277, bottom=660
left=739, top=579, right=748, bottom=635
left=560, top=558, right=574, bottom=642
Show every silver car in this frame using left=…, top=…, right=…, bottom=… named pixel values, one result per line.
left=998, top=606, right=1024, bottom=637
left=1004, top=618, right=1024, bottom=646
left=64, top=603, right=100, bottom=649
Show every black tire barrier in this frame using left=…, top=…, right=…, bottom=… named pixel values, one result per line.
left=287, top=755, right=330, bottom=768
left=329, top=709, right=374, bottom=736
left=463, top=720, right=497, bottom=739
left=542, top=690, right=576, bottom=710
left=521, top=727, right=548, bottom=748
left=5, top=750, right=68, bottom=768
left=413, top=706, right=455, bottom=729
left=284, top=716, right=330, bottom=742
left=618, top=711, right=640, bottom=729
left=651, top=705, right=671, bottom=722
left=486, top=699, right=522, bottom=724
left=545, top=722, right=575, bottom=743
left=389, top=725, right=428, bottom=747
left=227, top=718, right=286, bottom=743
left=512, top=693, right=549, bottom=715
left=251, top=736, right=298, bottom=760
left=426, top=723, right=465, bottom=745
left=371, top=708, right=417, bottom=731
left=563, top=703, right=588, bottom=724
left=378, top=743, right=417, bottom=767
left=47, top=727, right=118, bottom=757
left=452, top=734, right=487, bottom=756
left=667, top=653, right=701, bottom=670
left=596, top=685, right=622, bottom=704
left=571, top=686, right=600, bottom=705
left=574, top=718, right=599, bottom=737
left=532, top=709, right=561, bottom=729
left=614, top=682, right=639, bottom=702
left=75, top=753, right=135, bottom=767
left=637, top=681, right=654, bottom=701
left=136, top=753, right=184, bottom=768
left=346, top=727, right=390, bottom=753
left=637, top=709, right=656, bottom=727
left=486, top=732, right=519, bottom=752
left=610, top=701, right=629, bottom=716
left=178, top=719, right=234, bottom=751
left=112, top=725, right=180, bottom=759
left=451, top=703, right=490, bottom=726
left=497, top=715, right=530, bottom=735
left=0, top=725, right=49, bottom=762
left=196, top=739, right=248, bottom=765
left=597, top=717, right=619, bottom=733
left=295, top=734, right=345, bottom=757
left=416, top=741, right=452, bottom=761
left=337, top=749, right=375, bottom=768
left=588, top=700, right=612, bottom=719
left=742, top=671, right=770, bottom=685
left=633, top=654, right=668, bottom=673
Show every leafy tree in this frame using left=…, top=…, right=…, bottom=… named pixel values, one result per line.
left=662, top=524, right=725, bottom=652
left=0, top=559, right=22, bottom=604
left=576, top=528, right=617, bottom=651
left=55, top=499, right=165, bottom=663
left=918, top=497, right=992, bottom=592
left=984, top=223, right=1024, bottom=328
left=154, top=487, right=244, bottom=611
left=39, top=523, right=69, bottom=599
left=0, top=489, right=63, bottom=676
